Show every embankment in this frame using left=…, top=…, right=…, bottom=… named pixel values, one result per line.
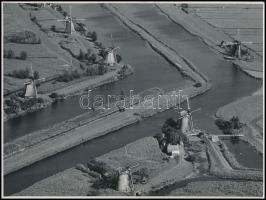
left=204, top=136, right=262, bottom=181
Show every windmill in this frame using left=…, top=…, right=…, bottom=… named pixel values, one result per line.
left=117, top=162, right=139, bottom=193
left=105, top=34, right=120, bottom=66
left=219, top=29, right=253, bottom=60
left=37, top=5, right=86, bottom=35
left=177, top=95, right=201, bottom=134
left=24, top=63, right=45, bottom=98
left=57, top=5, right=86, bottom=35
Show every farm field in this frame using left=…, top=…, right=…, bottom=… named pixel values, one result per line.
left=189, top=4, right=263, bottom=56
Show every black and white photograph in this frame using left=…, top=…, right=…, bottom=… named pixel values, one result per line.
left=1, top=1, right=264, bottom=198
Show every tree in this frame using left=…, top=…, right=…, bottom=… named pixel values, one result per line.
left=161, top=118, right=178, bottom=134
left=91, top=31, right=97, bottom=42
left=6, top=49, right=15, bottom=59
left=80, top=63, right=85, bottom=70
left=85, top=48, right=91, bottom=60
left=33, top=71, right=39, bottom=79
left=49, top=92, right=59, bottom=99
left=78, top=49, right=85, bottom=61
left=166, top=129, right=181, bottom=145
left=98, top=63, right=106, bottom=75
left=51, top=25, right=56, bottom=32
left=20, top=51, right=27, bottom=60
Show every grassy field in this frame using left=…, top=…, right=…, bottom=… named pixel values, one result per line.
left=3, top=4, right=71, bottom=93
left=3, top=3, right=100, bottom=94
left=167, top=180, right=263, bottom=197
left=189, top=4, right=263, bottom=56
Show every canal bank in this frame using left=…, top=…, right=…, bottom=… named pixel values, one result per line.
left=4, top=3, right=262, bottom=196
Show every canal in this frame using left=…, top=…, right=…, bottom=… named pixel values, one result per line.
left=4, top=4, right=262, bottom=195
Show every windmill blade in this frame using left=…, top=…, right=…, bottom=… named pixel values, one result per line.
left=37, top=18, right=62, bottom=22
left=56, top=19, right=68, bottom=22
left=24, top=81, right=32, bottom=85
left=241, top=41, right=253, bottom=44
left=68, top=5, right=72, bottom=18
left=37, top=78, right=45, bottom=81
left=72, top=18, right=86, bottom=21
left=182, top=95, right=190, bottom=110
left=112, top=46, right=120, bottom=51
left=60, top=64, right=71, bottom=67
left=236, top=28, right=240, bottom=40
left=30, top=63, right=34, bottom=77
left=189, top=108, right=201, bottom=114
left=225, top=41, right=237, bottom=45
left=190, top=115, right=194, bottom=131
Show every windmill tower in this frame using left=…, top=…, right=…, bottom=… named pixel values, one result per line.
left=24, top=63, right=45, bottom=98
left=177, top=95, right=200, bottom=134
left=105, top=34, right=120, bottom=66
left=117, top=162, right=139, bottom=193
left=56, top=5, right=86, bottom=35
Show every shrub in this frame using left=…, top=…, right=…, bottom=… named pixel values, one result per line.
left=57, top=5, right=62, bottom=12
left=181, top=3, right=189, bottom=13
left=6, top=49, right=15, bottom=59
left=85, top=49, right=91, bottom=60
left=57, top=70, right=81, bottom=82
left=72, top=69, right=80, bottom=79
left=6, top=31, right=40, bottom=44
left=80, top=63, right=85, bottom=70
left=49, top=92, right=59, bottom=99
left=87, top=31, right=97, bottom=42
left=91, top=31, right=97, bottom=42
left=30, top=16, right=37, bottom=21
left=132, top=168, right=149, bottom=184
left=20, top=98, right=38, bottom=110
left=33, top=71, right=40, bottom=79
left=76, top=163, right=89, bottom=173
left=37, top=97, right=44, bottom=104
left=86, top=66, right=97, bottom=76
left=51, top=25, right=56, bottom=32
left=19, top=51, right=28, bottom=60
left=98, top=63, right=107, bottom=75
left=166, top=129, right=181, bottom=145
left=57, top=71, right=73, bottom=82
left=8, top=68, right=30, bottom=79
left=87, top=53, right=97, bottom=64
left=161, top=118, right=178, bottom=133
left=78, top=50, right=85, bottom=61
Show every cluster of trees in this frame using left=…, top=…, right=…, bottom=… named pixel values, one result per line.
left=5, top=31, right=41, bottom=44
left=181, top=3, right=189, bottom=13
left=7, top=68, right=39, bottom=79
left=4, top=49, right=28, bottom=60
left=57, top=69, right=80, bottom=82
left=154, top=117, right=189, bottom=154
left=215, top=116, right=243, bottom=135
left=4, top=93, right=44, bottom=114
left=85, top=63, right=107, bottom=76
left=77, top=49, right=97, bottom=64
left=86, top=31, right=97, bottom=42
